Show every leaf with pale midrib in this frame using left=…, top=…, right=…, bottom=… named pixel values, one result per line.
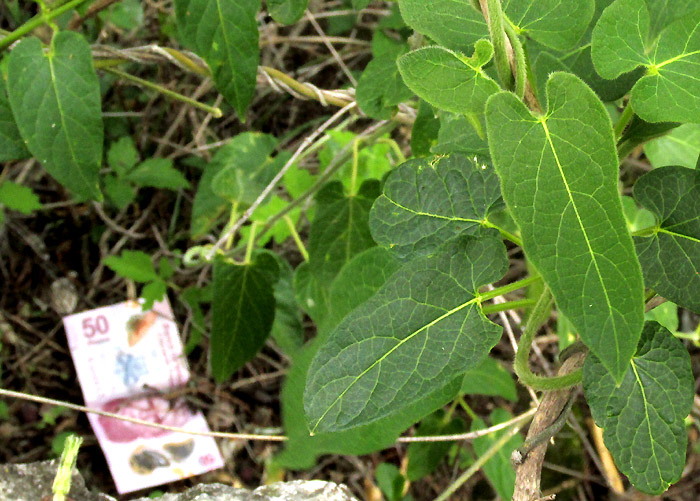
left=275, top=246, right=459, bottom=469
left=370, top=153, right=503, bottom=260
left=174, top=0, right=260, bottom=119
left=210, top=252, right=278, bottom=382
left=584, top=322, right=694, bottom=495
left=6, top=33, right=103, bottom=201
left=399, top=0, right=593, bottom=52
left=633, top=166, right=700, bottom=313
left=486, top=72, right=645, bottom=381
left=304, top=232, right=508, bottom=433
left=398, top=43, right=499, bottom=116
left=592, top=0, right=700, bottom=123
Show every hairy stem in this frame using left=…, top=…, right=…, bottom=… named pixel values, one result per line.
left=479, top=275, right=542, bottom=302
left=483, top=0, right=514, bottom=89
left=504, top=19, right=526, bottom=99
left=614, top=102, right=635, bottom=140
left=514, top=288, right=583, bottom=391
left=481, top=298, right=536, bottom=315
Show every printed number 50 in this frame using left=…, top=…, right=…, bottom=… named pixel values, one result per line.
left=83, top=315, right=109, bottom=338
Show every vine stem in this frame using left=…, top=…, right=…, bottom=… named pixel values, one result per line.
left=435, top=422, right=525, bottom=501
left=103, top=67, right=223, bottom=117
left=205, top=101, right=357, bottom=261
left=0, top=0, right=95, bottom=51
left=504, top=19, right=526, bottom=99
left=482, top=0, right=514, bottom=90
left=481, top=298, right=536, bottom=315
left=479, top=275, right=542, bottom=302
left=514, top=288, right=583, bottom=390
left=614, top=102, right=635, bottom=140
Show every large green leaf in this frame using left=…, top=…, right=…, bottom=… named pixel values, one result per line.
left=275, top=247, right=459, bottom=470
left=592, top=0, right=700, bottom=123
left=267, top=0, right=308, bottom=24
left=399, top=0, right=593, bottom=52
left=356, top=33, right=413, bottom=120
left=398, top=42, right=499, bottom=115
left=644, top=124, right=700, bottom=169
left=325, top=246, right=402, bottom=332
left=210, top=252, right=279, bottom=382
left=633, top=166, right=700, bottom=313
left=583, top=322, right=693, bottom=494
left=174, top=0, right=260, bottom=119
left=486, top=72, right=645, bottom=381
left=304, top=232, right=508, bottom=433
left=6, top=33, right=102, bottom=201
left=369, top=154, right=504, bottom=259
left=472, top=408, right=523, bottom=499
left=0, top=70, right=29, bottom=162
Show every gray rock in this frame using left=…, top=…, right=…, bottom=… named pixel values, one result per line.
left=0, top=460, right=108, bottom=501
left=0, top=461, right=359, bottom=501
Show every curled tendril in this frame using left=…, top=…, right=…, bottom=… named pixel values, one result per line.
left=182, top=245, right=215, bottom=267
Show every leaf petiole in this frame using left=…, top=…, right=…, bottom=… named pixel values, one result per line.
left=481, top=298, right=536, bottom=315
left=478, top=275, right=542, bottom=302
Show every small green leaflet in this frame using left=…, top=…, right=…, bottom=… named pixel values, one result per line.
left=583, top=322, right=693, bottom=495
left=0, top=69, right=29, bottom=162
left=0, top=181, right=41, bottom=214
left=210, top=252, right=279, bottom=382
left=174, top=0, right=260, bottom=119
left=634, top=166, right=700, bottom=313
left=267, top=0, right=308, bottom=24
left=399, top=0, right=593, bottom=53
left=486, top=72, right=645, bottom=381
left=644, top=124, right=700, bottom=169
left=356, top=32, right=413, bottom=120
left=592, top=0, right=700, bottom=123
left=304, top=232, right=508, bottom=433
left=104, top=250, right=158, bottom=283
left=398, top=41, right=499, bottom=116
left=124, top=158, right=190, bottom=190
left=471, top=408, right=523, bottom=499
left=369, top=154, right=504, bottom=259
left=6, top=33, right=103, bottom=201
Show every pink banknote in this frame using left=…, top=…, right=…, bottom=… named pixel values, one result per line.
left=63, top=299, right=223, bottom=494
